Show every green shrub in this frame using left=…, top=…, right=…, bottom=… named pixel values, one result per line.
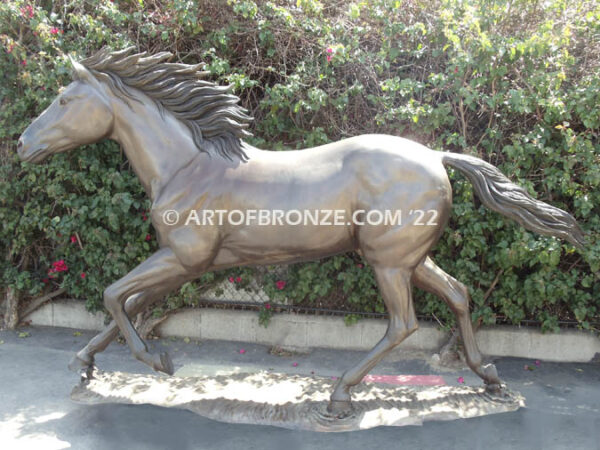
left=1, top=0, right=598, bottom=332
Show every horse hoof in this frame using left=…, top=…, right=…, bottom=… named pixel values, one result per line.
left=154, top=352, right=174, bottom=375
left=68, top=352, right=94, bottom=372
left=326, top=400, right=354, bottom=418
left=485, top=382, right=506, bottom=396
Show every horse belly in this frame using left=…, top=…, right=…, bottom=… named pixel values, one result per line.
left=221, top=221, right=356, bottom=265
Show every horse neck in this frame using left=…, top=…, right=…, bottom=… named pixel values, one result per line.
left=107, top=90, right=202, bottom=201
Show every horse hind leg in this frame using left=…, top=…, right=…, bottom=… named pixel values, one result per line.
left=412, top=256, right=502, bottom=391
left=328, top=265, right=418, bottom=415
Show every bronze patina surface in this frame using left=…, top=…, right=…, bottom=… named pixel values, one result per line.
left=18, top=48, right=584, bottom=414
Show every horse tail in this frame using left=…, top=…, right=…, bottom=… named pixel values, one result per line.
left=441, top=152, right=585, bottom=249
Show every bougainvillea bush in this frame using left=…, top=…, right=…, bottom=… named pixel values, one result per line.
left=1, top=0, right=598, bottom=332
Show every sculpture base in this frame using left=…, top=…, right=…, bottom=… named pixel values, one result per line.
left=71, top=369, right=524, bottom=432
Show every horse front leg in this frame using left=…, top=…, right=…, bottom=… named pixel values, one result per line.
left=68, top=286, right=182, bottom=372
left=101, top=247, right=194, bottom=374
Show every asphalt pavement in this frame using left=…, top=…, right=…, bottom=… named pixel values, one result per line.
left=0, top=325, right=598, bottom=450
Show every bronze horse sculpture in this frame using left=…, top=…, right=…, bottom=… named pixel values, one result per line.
left=18, top=48, right=584, bottom=415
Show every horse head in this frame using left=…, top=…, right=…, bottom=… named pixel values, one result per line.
left=17, top=57, right=114, bottom=163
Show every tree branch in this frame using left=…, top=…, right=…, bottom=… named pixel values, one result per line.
left=20, top=288, right=66, bottom=320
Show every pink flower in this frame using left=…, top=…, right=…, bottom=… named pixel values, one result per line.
left=326, top=54, right=332, bottom=62
left=228, top=276, right=234, bottom=283
left=326, top=47, right=333, bottom=53
left=292, top=362, right=298, bottom=367
left=357, top=263, right=363, bottom=269
left=265, top=303, right=271, bottom=310
left=21, top=60, right=27, bottom=66
left=457, top=376, right=465, bottom=384
left=454, top=66, right=458, bottom=73
left=235, top=276, right=242, bottom=283
left=331, top=376, right=338, bottom=380
left=239, top=349, right=246, bottom=354
left=80, top=273, right=86, bottom=279
left=534, top=360, right=541, bottom=366
left=145, top=234, right=152, bottom=241
left=42, top=278, right=49, bottom=284
left=70, top=235, right=77, bottom=243
left=275, top=280, right=286, bottom=290
left=50, top=27, right=59, bottom=35
left=142, top=213, right=147, bottom=221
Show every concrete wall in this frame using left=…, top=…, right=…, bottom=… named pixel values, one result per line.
left=26, top=299, right=600, bottom=362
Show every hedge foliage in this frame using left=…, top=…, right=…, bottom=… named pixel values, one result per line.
left=1, top=0, right=599, bottom=332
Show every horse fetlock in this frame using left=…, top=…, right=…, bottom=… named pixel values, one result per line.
left=68, top=351, right=94, bottom=372
left=466, top=354, right=483, bottom=371
left=482, top=363, right=501, bottom=385
left=153, top=352, right=174, bottom=375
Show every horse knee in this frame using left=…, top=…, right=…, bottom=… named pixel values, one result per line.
left=103, top=285, right=121, bottom=314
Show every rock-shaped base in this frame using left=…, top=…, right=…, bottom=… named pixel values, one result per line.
left=71, top=369, right=525, bottom=432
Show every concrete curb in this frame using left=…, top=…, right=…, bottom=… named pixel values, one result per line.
left=26, top=299, right=600, bottom=362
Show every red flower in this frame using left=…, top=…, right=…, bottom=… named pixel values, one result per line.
left=50, top=27, right=59, bottom=35
left=80, top=273, right=86, bottom=279
left=42, top=278, right=49, bottom=284
left=235, top=276, right=242, bottom=283
left=275, top=280, right=286, bottom=290
left=145, top=234, right=152, bottom=241
left=21, top=60, right=27, bottom=66
left=326, top=54, right=332, bottom=62
left=357, top=263, right=363, bottom=269
left=228, top=276, right=234, bottom=283
left=70, top=235, right=77, bottom=243
left=454, top=66, right=459, bottom=73
left=265, top=303, right=271, bottom=310
left=51, top=259, right=68, bottom=272
left=20, top=5, right=34, bottom=19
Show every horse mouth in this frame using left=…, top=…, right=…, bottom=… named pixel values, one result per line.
left=20, top=145, right=50, bottom=163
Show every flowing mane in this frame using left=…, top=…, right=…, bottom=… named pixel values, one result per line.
left=79, top=47, right=253, bottom=161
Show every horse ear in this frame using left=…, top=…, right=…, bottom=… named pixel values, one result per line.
left=68, top=55, right=94, bottom=84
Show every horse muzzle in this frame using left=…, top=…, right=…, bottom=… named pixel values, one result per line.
left=17, top=133, right=49, bottom=163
